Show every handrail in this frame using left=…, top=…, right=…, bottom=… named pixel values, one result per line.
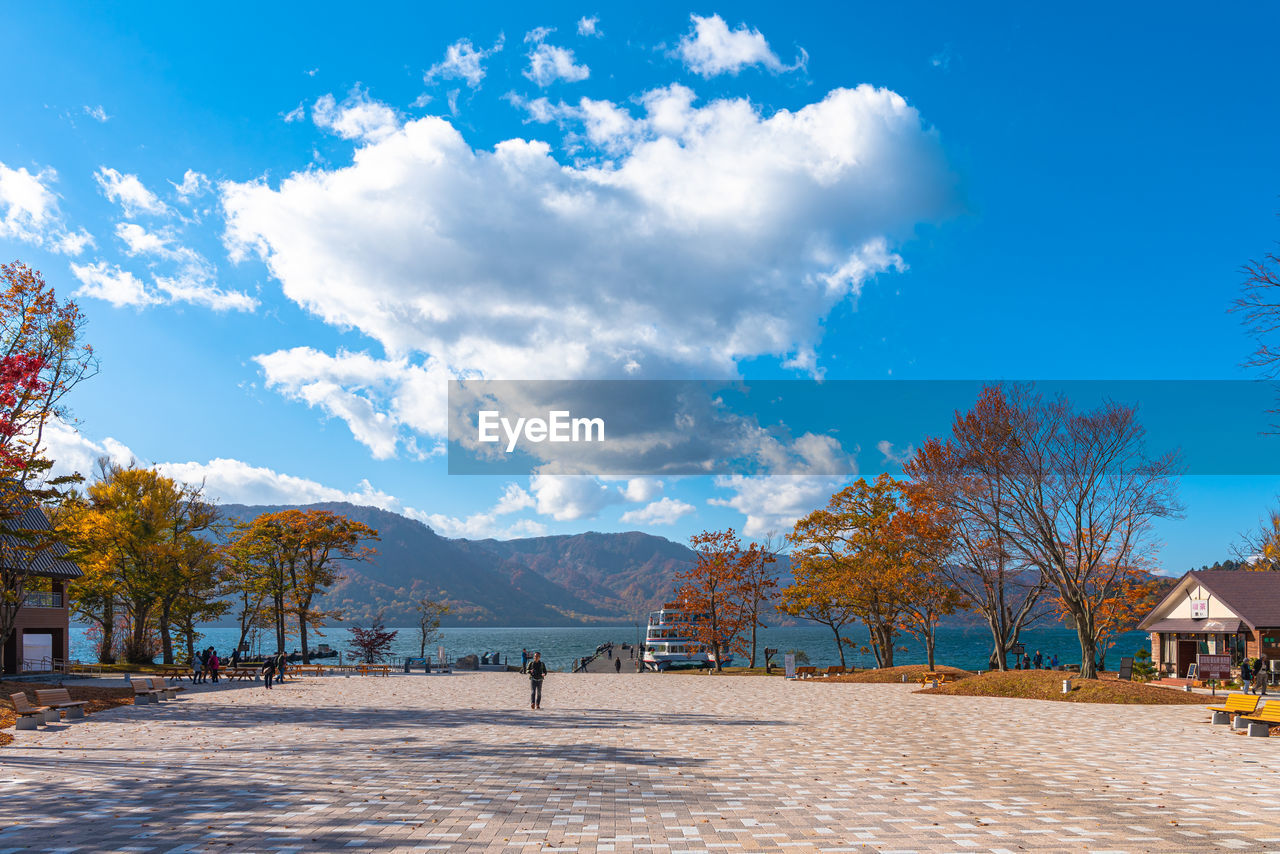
left=23, top=591, right=63, bottom=608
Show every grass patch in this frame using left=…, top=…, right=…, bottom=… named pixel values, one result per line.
left=825, top=664, right=975, bottom=684
left=0, top=680, right=135, bottom=746
left=917, top=669, right=1207, bottom=704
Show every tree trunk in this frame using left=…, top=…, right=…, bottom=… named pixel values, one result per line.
left=298, top=601, right=310, bottom=665
left=830, top=624, right=846, bottom=667
left=987, top=617, right=1010, bottom=671
left=98, top=599, right=116, bottom=663
left=925, top=629, right=936, bottom=670
left=274, top=593, right=285, bottom=653
left=160, top=601, right=174, bottom=665
left=1075, top=612, right=1099, bottom=680
left=749, top=619, right=758, bottom=669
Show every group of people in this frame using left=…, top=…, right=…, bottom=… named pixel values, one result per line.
left=188, top=647, right=290, bottom=689
left=1241, top=657, right=1271, bottom=695
left=1017, top=650, right=1059, bottom=670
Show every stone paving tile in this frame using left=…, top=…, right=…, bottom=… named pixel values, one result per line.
left=0, top=673, right=1277, bottom=852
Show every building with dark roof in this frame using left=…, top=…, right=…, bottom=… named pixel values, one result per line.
left=1, top=503, right=81, bottom=674
left=1138, top=569, right=1280, bottom=680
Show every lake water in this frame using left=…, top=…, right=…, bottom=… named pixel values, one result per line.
left=69, top=623, right=1149, bottom=672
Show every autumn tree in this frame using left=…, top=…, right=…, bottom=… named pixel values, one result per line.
left=227, top=509, right=377, bottom=661
left=892, top=492, right=966, bottom=670
left=0, top=262, right=96, bottom=672
left=348, top=611, right=398, bottom=664
left=741, top=533, right=780, bottom=668
left=906, top=387, right=1054, bottom=670
left=789, top=475, right=914, bottom=669
left=415, top=594, right=450, bottom=658
left=917, top=384, right=1181, bottom=679
left=780, top=555, right=860, bottom=667
left=1051, top=564, right=1162, bottom=671
left=1232, top=232, right=1280, bottom=396
left=1236, top=507, right=1280, bottom=570
left=673, top=529, right=753, bottom=672
left=60, top=462, right=223, bottom=663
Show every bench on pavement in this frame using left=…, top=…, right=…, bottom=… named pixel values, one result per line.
left=291, top=664, right=325, bottom=676
left=358, top=664, right=391, bottom=676
left=34, top=688, right=88, bottom=720
left=793, top=666, right=817, bottom=679
left=223, top=667, right=257, bottom=682
left=919, top=671, right=956, bottom=686
left=9, top=692, right=56, bottom=728
left=1207, top=693, right=1259, bottom=726
left=819, top=666, right=844, bottom=677
left=1239, top=700, right=1280, bottom=737
left=131, top=678, right=166, bottom=704
left=148, top=677, right=184, bottom=700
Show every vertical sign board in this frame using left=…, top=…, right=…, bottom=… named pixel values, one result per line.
left=784, top=654, right=796, bottom=679
left=437, top=645, right=446, bottom=669
left=1197, top=654, right=1232, bottom=681
left=1118, top=656, right=1134, bottom=681
left=1189, top=599, right=1209, bottom=618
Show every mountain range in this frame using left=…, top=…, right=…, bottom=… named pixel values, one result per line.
left=219, top=502, right=716, bottom=626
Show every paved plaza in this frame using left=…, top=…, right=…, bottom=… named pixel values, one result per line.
left=2, top=672, right=1279, bottom=853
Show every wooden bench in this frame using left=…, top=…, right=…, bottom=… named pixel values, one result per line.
left=358, top=664, right=391, bottom=676
left=1207, top=693, right=1259, bottom=726
left=919, top=671, right=955, bottom=686
left=793, top=666, right=817, bottom=679
left=819, top=665, right=844, bottom=677
left=221, top=667, right=257, bottom=682
left=1239, top=700, right=1280, bottom=737
left=291, top=664, right=325, bottom=677
left=34, top=688, right=88, bottom=720
left=131, top=678, right=166, bottom=704
left=9, top=692, right=55, bottom=729
left=148, top=677, right=185, bottom=700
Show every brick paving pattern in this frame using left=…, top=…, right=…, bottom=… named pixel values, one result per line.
left=1, top=672, right=1278, bottom=852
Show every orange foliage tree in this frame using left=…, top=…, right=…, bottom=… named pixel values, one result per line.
left=1050, top=563, right=1161, bottom=671
left=673, top=529, right=757, bottom=672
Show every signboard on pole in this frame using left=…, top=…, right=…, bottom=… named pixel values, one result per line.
left=1190, top=600, right=1209, bottom=619
left=437, top=645, right=447, bottom=668
left=1118, top=656, right=1134, bottom=681
left=1197, top=654, right=1231, bottom=681
left=784, top=654, right=796, bottom=679
left=1010, top=644, right=1025, bottom=656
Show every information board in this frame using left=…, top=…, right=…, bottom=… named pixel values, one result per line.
left=1197, top=653, right=1231, bottom=680
left=784, top=654, right=796, bottom=679
left=1118, top=656, right=1134, bottom=681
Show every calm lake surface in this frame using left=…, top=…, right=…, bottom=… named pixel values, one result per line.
left=70, top=623, right=1148, bottom=672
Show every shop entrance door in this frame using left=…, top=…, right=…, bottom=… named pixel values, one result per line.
left=1177, top=640, right=1198, bottom=677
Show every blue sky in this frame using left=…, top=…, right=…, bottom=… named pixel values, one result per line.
left=1, top=3, right=1278, bottom=572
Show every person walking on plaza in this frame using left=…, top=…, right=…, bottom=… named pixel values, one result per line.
left=521, top=648, right=529, bottom=674
left=199, top=648, right=211, bottom=683
left=191, top=650, right=203, bottom=684
left=1033, top=650, right=1043, bottom=669
left=208, top=650, right=220, bottom=683
left=614, top=656, right=622, bottom=674
left=528, top=651, right=547, bottom=710
left=1253, top=658, right=1269, bottom=696
left=275, top=651, right=287, bottom=683
left=262, top=654, right=277, bottom=690
left=1243, top=658, right=1253, bottom=692
left=231, top=647, right=241, bottom=668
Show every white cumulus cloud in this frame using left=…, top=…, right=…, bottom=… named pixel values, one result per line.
left=254, top=347, right=449, bottom=458
left=524, top=28, right=590, bottom=87
left=677, top=14, right=804, bottom=77
left=94, top=167, right=171, bottom=217
left=577, top=16, right=600, bottom=37
left=426, top=37, right=504, bottom=89
left=69, top=261, right=161, bottom=308
left=312, top=90, right=400, bottom=143
left=222, top=83, right=952, bottom=401
left=173, top=170, right=211, bottom=200
left=0, top=161, right=93, bottom=255
left=620, top=497, right=695, bottom=526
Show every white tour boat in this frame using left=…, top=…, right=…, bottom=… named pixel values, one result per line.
left=642, top=602, right=732, bottom=670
